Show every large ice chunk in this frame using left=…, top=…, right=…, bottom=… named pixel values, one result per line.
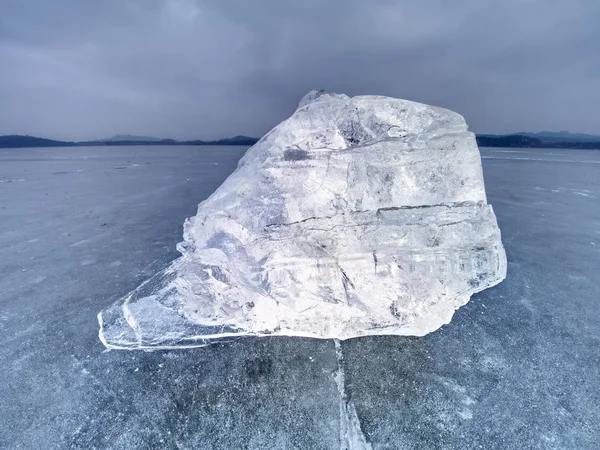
left=98, top=91, right=507, bottom=349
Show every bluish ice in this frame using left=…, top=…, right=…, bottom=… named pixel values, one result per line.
left=0, top=145, right=598, bottom=449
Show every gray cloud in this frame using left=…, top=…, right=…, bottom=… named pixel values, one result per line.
left=0, top=0, right=598, bottom=140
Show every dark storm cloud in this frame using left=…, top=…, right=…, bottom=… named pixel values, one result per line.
left=0, top=0, right=598, bottom=140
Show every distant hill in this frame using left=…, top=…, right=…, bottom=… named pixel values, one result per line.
left=476, top=133, right=600, bottom=149
left=516, top=131, right=600, bottom=143
left=476, top=134, right=542, bottom=148
left=0, top=135, right=75, bottom=148
left=103, top=134, right=163, bottom=142
left=0, top=134, right=260, bottom=149
left=81, top=138, right=180, bottom=146
left=206, top=135, right=259, bottom=145
left=3, top=132, right=598, bottom=150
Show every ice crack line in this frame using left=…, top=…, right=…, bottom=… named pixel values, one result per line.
left=264, top=201, right=481, bottom=229
left=333, top=339, right=372, bottom=450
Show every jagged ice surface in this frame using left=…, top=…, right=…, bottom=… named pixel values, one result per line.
left=98, top=91, right=507, bottom=349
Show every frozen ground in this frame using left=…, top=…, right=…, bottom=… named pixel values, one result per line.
left=0, top=145, right=599, bottom=449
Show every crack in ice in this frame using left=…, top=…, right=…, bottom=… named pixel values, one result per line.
left=334, top=339, right=372, bottom=450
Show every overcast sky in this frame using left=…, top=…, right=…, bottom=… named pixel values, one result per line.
left=1, top=0, right=598, bottom=141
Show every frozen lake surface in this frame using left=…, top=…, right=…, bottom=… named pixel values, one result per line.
left=1, top=145, right=599, bottom=449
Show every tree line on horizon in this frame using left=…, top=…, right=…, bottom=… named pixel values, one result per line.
left=1, top=133, right=599, bottom=150
left=0, top=134, right=260, bottom=149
